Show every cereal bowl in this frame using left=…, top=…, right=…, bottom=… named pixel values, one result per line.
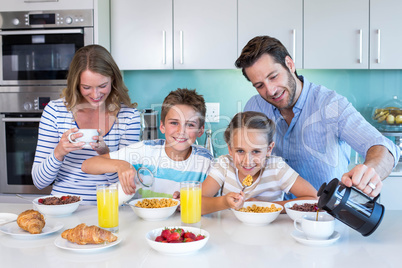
left=231, top=201, right=283, bottom=226
left=33, top=195, right=81, bottom=217
left=145, top=226, right=209, bottom=255
left=284, top=200, right=328, bottom=221
left=126, top=197, right=180, bottom=221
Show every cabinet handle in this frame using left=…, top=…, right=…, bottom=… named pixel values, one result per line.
left=377, top=29, right=381, bottom=64
left=162, top=31, right=166, bottom=65
left=180, top=31, right=184, bottom=64
left=292, top=29, right=296, bottom=63
left=358, top=29, right=363, bottom=64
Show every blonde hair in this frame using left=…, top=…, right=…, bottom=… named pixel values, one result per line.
left=61, top=45, right=135, bottom=115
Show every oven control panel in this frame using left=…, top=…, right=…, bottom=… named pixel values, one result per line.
left=23, top=97, right=50, bottom=111
left=0, top=9, right=93, bottom=29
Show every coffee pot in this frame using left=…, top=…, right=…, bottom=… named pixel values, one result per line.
left=317, top=178, right=384, bottom=236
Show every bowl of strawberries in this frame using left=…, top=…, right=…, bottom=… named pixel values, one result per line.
left=145, top=226, right=209, bottom=255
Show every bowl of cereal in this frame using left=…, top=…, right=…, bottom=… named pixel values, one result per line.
left=231, top=201, right=283, bottom=226
left=126, top=197, right=180, bottom=221
left=33, top=195, right=81, bottom=217
left=284, top=200, right=328, bottom=221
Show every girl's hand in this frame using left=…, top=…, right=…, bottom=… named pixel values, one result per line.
left=91, top=129, right=109, bottom=155
left=54, top=128, right=85, bottom=161
left=117, top=162, right=137, bottom=195
left=225, top=192, right=245, bottom=210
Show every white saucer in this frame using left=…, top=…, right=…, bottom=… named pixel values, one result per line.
left=291, top=230, right=340, bottom=246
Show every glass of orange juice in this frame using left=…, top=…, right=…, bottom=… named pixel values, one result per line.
left=97, top=183, right=119, bottom=233
left=180, top=181, right=201, bottom=226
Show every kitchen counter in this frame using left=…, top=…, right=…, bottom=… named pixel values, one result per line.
left=0, top=203, right=400, bottom=268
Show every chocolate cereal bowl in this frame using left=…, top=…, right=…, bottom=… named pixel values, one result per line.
left=33, top=195, right=81, bottom=217
left=284, top=200, right=329, bottom=221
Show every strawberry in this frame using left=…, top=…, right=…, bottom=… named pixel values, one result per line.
left=170, top=240, right=183, bottom=243
left=167, top=232, right=181, bottom=242
left=184, top=238, right=194, bottom=242
left=155, top=235, right=164, bottom=242
left=61, top=196, right=69, bottom=201
left=195, top=235, right=205, bottom=241
left=183, top=232, right=196, bottom=240
left=38, top=199, right=44, bottom=204
left=161, top=228, right=171, bottom=240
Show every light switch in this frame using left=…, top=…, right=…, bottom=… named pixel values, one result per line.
left=205, top=103, right=220, bottom=123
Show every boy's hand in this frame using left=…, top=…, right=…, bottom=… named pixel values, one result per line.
left=117, top=161, right=137, bottom=195
left=225, top=192, right=245, bottom=210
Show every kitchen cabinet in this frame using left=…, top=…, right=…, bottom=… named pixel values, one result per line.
left=304, top=0, right=369, bottom=69
left=370, top=0, right=402, bottom=69
left=111, top=0, right=173, bottom=70
left=238, top=0, right=303, bottom=69
left=111, top=0, right=237, bottom=70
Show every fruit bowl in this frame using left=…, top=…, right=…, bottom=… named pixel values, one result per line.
left=371, top=96, right=402, bottom=131
left=231, top=201, right=283, bottom=226
left=125, top=197, right=180, bottom=221
left=145, top=226, right=209, bottom=255
left=284, top=200, right=328, bottom=221
left=33, top=195, right=81, bottom=217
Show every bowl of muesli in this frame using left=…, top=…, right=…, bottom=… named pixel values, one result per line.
left=284, top=200, right=330, bottom=221
left=33, top=195, right=81, bottom=217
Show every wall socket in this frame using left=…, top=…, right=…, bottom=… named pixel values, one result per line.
left=205, top=102, right=220, bottom=123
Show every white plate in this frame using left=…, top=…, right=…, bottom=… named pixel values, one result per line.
left=291, top=230, right=340, bottom=246
left=0, top=221, right=63, bottom=239
left=0, top=213, right=18, bottom=225
left=54, top=235, right=122, bottom=252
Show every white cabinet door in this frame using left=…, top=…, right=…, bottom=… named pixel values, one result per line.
left=304, top=0, right=369, bottom=69
left=238, top=0, right=303, bottom=69
left=370, top=0, right=402, bottom=69
left=111, top=0, right=173, bottom=70
left=380, top=176, right=402, bottom=210
left=173, top=0, right=237, bottom=69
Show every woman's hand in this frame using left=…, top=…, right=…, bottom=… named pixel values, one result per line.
left=91, top=129, right=109, bottom=155
left=54, top=127, right=86, bottom=161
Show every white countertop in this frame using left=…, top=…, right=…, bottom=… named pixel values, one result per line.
left=0, top=202, right=401, bottom=268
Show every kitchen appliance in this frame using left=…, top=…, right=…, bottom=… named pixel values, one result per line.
left=140, top=109, right=158, bottom=140
left=0, top=1, right=108, bottom=194
left=317, top=178, right=385, bottom=237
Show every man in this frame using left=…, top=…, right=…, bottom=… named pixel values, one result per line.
left=235, top=35, right=400, bottom=197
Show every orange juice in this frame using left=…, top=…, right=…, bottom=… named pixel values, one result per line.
left=180, top=182, right=201, bottom=224
left=97, top=184, right=119, bottom=232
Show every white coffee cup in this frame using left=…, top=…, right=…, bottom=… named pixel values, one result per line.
left=68, top=129, right=98, bottom=149
left=294, top=214, right=335, bottom=240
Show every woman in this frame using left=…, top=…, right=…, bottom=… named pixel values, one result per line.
left=31, top=44, right=141, bottom=205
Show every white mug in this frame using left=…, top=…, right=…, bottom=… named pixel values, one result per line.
left=294, top=214, right=335, bottom=240
left=68, top=129, right=98, bottom=149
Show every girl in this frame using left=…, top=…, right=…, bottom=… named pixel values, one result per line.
left=201, top=111, right=317, bottom=215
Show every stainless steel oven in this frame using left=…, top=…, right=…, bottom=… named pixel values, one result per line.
left=0, top=9, right=94, bottom=86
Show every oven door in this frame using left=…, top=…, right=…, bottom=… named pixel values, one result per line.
left=0, top=27, right=93, bottom=86
left=0, top=114, right=51, bottom=194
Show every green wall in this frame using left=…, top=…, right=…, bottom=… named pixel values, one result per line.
left=124, top=69, right=402, bottom=156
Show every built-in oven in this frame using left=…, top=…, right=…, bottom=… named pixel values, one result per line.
left=0, top=8, right=97, bottom=194
left=0, top=9, right=94, bottom=86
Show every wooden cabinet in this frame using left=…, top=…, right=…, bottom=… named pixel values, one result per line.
left=111, top=0, right=237, bottom=70
left=304, top=0, right=369, bottom=69
left=238, top=0, right=303, bottom=69
left=370, top=0, right=402, bottom=69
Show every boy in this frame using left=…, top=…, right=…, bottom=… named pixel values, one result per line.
left=82, top=88, right=213, bottom=198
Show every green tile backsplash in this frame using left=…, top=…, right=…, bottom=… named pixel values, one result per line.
left=124, top=69, right=402, bottom=156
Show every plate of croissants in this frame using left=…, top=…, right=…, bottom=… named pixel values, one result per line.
left=54, top=223, right=122, bottom=252
left=0, top=209, right=63, bottom=238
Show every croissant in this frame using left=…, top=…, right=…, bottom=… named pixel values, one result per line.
left=17, top=210, right=45, bottom=234
left=61, top=223, right=118, bottom=245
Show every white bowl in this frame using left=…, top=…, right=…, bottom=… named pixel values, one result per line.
left=145, top=226, right=209, bottom=255
left=33, top=195, right=81, bottom=217
left=126, top=197, right=180, bottom=221
left=284, top=200, right=328, bottom=221
left=231, top=201, right=283, bottom=226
